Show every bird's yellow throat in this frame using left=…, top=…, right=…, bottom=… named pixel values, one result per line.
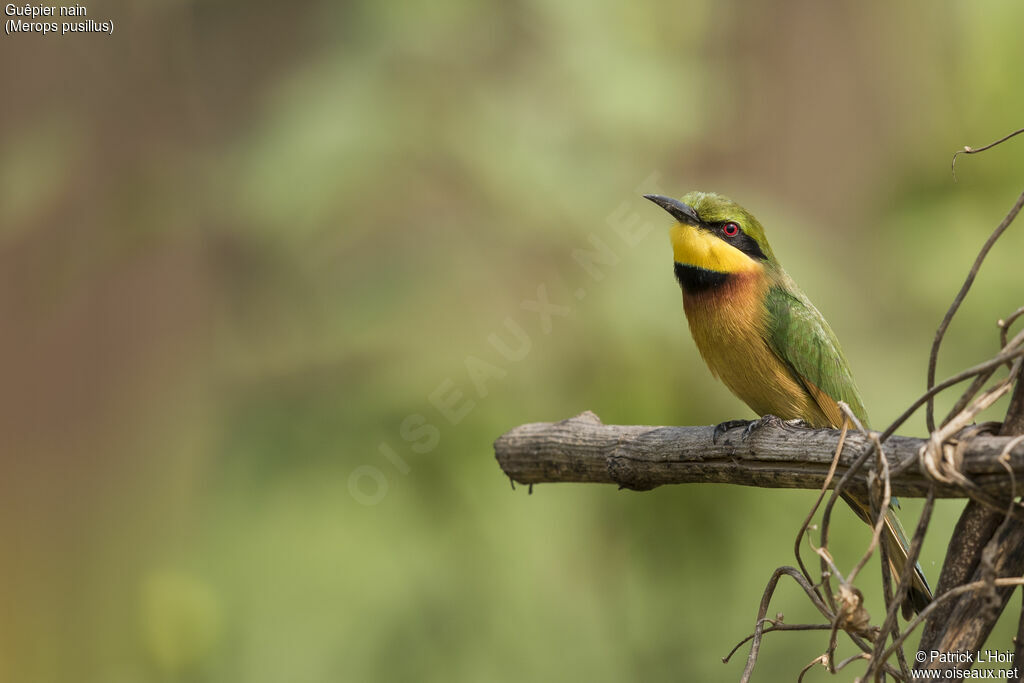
left=670, top=223, right=763, bottom=275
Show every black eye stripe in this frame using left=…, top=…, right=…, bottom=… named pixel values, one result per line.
left=709, top=222, right=767, bottom=260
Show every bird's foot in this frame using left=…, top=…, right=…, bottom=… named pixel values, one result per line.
left=714, top=415, right=796, bottom=443
left=712, top=419, right=756, bottom=444
left=783, top=418, right=812, bottom=430
left=742, top=414, right=786, bottom=439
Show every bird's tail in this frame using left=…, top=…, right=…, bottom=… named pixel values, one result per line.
left=840, top=493, right=933, bottom=617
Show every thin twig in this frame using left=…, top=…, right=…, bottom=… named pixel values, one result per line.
left=794, top=417, right=849, bottom=605
left=722, top=622, right=833, bottom=663
left=870, top=488, right=936, bottom=681
left=1000, top=306, right=1024, bottom=351
left=739, top=567, right=828, bottom=683
left=847, top=432, right=891, bottom=586
left=952, top=126, right=1024, bottom=179
left=833, top=652, right=872, bottom=674
left=944, top=321, right=1024, bottom=426
left=898, top=343, right=1024, bottom=441
left=818, top=411, right=883, bottom=620
left=797, top=654, right=828, bottom=683
left=942, top=366, right=1000, bottom=428
left=925, top=185, right=1024, bottom=432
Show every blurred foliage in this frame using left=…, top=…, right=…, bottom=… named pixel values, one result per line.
left=141, top=570, right=223, bottom=676
left=1, top=0, right=1024, bottom=681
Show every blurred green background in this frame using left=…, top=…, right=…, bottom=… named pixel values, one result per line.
left=2, top=1, right=1024, bottom=681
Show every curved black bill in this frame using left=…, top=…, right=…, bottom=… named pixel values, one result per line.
left=643, top=194, right=700, bottom=226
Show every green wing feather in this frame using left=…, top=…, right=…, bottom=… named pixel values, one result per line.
left=763, top=279, right=869, bottom=427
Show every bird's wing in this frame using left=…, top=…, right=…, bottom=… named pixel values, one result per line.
left=763, top=282, right=870, bottom=428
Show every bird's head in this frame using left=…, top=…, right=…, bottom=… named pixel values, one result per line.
left=644, top=191, right=777, bottom=274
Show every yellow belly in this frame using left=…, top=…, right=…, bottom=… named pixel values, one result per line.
left=682, top=273, right=831, bottom=426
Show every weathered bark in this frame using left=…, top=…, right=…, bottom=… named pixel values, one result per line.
left=494, top=411, right=1024, bottom=498
left=917, top=502, right=1004, bottom=650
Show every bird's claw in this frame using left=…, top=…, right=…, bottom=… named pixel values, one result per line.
left=742, top=414, right=785, bottom=439
left=712, top=419, right=755, bottom=444
left=713, top=415, right=797, bottom=443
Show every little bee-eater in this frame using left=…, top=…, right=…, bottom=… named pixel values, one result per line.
left=645, top=191, right=931, bottom=615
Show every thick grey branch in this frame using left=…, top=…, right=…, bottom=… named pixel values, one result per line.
left=494, top=411, right=1024, bottom=498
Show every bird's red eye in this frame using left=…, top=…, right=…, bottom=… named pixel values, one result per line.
left=722, top=222, right=739, bottom=237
